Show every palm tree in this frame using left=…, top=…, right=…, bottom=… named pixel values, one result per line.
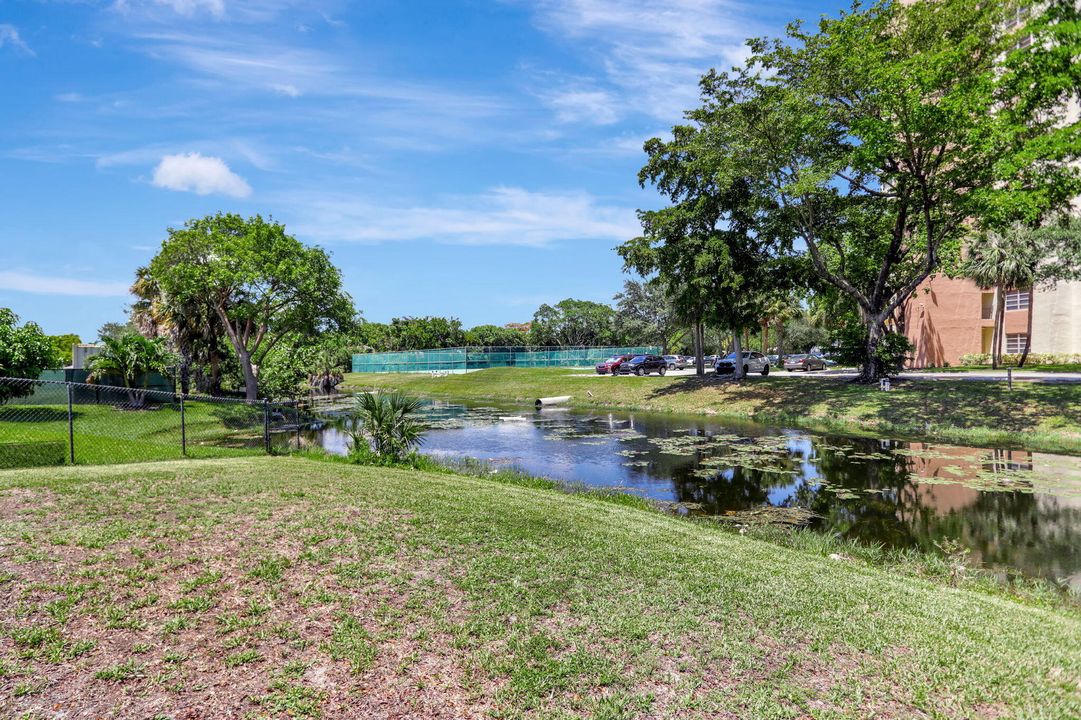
left=86, top=333, right=176, bottom=407
left=347, top=391, right=425, bottom=462
left=130, top=265, right=228, bottom=395
left=963, top=225, right=1040, bottom=369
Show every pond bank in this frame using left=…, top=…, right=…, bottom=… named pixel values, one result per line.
left=2, top=456, right=1079, bottom=718
left=343, top=367, right=1081, bottom=454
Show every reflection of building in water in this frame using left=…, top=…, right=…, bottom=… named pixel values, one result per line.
left=899, top=444, right=1036, bottom=516
left=984, top=449, right=1034, bottom=473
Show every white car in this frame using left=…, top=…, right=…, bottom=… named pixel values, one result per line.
left=714, top=351, right=770, bottom=376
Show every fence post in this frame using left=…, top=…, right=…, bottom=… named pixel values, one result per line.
left=66, top=383, right=75, bottom=465
left=179, top=393, right=187, bottom=456
left=263, top=399, right=271, bottom=454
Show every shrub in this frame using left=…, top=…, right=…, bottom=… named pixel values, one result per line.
left=211, top=403, right=263, bottom=429
left=346, top=392, right=425, bottom=463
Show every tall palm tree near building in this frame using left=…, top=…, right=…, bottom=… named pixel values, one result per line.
left=963, top=226, right=1040, bottom=369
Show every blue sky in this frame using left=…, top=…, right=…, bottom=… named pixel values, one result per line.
left=1, top=0, right=843, bottom=339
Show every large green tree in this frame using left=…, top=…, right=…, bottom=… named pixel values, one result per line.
left=0, top=309, right=59, bottom=402
left=620, top=110, right=795, bottom=377
left=613, top=279, right=685, bottom=352
left=530, top=299, right=617, bottom=347
left=47, top=334, right=81, bottom=367
left=147, top=214, right=354, bottom=400
left=669, top=0, right=1081, bottom=381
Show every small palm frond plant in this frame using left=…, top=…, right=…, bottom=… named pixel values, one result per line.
left=346, top=391, right=425, bottom=464
left=86, top=333, right=176, bottom=408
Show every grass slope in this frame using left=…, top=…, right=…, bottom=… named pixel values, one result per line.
left=1, top=456, right=1079, bottom=718
left=345, top=368, right=1081, bottom=454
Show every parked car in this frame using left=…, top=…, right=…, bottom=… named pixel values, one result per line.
left=715, top=351, right=770, bottom=376
left=595, top=354, right=632, bottom=375
left=662, top=354, right=688, bottom=370
left=767, top=354, right=780, bottom=366
left=614, top=354, right=668, bottom=376
left=812, top=353, right=838, bottom=367
left=783, top=353, right=827, bottom=372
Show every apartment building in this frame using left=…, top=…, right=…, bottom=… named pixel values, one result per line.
left=903, top=277, right=1081, bottom=366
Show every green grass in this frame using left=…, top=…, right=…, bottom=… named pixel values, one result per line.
left=345, top=367, right=1081, bottom=454
left=0, top=456, right=1080, bottom=717
left=0, top=400, right=275, bottom=467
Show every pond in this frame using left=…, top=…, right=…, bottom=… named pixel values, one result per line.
left=307, top=400, right=1081, bottom=590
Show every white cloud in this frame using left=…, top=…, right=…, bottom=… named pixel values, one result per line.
left=155, top=0, right=225, bottom=16
left=112, top=0, right=225, bottom=18
left=530, top=0, right=757, bottom=121
left=0, top=271, right=130, bottom=297
left=287, top=186, right=640, bottom=247
left=0, top=24, right=34, bottom=57
left=547, top=88, right=620, bottom=125
left=152, top=152, right=252, bottom=197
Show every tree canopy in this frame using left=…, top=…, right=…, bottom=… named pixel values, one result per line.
left=146, top=213, right=354, bottom=400
left=0, top=309, right=58, bottom=402
left=530, top=299, right=618, bottom=347
left=640, top=0, right=1081, bottom=380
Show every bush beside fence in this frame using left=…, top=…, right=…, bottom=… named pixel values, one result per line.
left=0, top=377, right=316, bottom=469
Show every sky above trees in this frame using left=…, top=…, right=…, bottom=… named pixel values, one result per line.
left=2, top=0, right=844, bottom=338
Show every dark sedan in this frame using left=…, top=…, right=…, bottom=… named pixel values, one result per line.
left=595, top=355, right=632, bottom=375
left=614, top=354, right=668, bottom=376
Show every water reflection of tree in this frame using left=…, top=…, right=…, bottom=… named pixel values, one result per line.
left=669, top=433, right=1081, bottom=583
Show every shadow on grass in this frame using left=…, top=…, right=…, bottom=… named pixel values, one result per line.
left=0, top=406, right=78, bottom=423
left=647, top=374, right=1081, bottom=435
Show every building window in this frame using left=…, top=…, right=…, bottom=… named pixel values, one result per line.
left=1006, top=333, right=1029, bottom=354
left=1004, top=290, right=1030, bottom=311
left=981, top=293, right=994, bottom=320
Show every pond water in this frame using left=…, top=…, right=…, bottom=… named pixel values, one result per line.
left=307, top=400, right=1081, bottom=589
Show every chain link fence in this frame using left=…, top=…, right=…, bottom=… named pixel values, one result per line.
left=0, top=377, right=318, bottom=469
left=351, top=345, right=663, bottom=373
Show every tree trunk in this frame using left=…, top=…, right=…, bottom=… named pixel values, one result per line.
left=694, top=320, right=705, bottom=376
left=761, top=322, right=769, bottom=354
left=775, top=321, right=785, bottom=364
left=857, top=322, right=886, bottom=383
left=238, top=347, right=259, bottom=401
left=1018, top=289, right=1033, bottom=368
left=733, top=331, right=744, bottom=380
left=992, top=286, right=1005, bottom=370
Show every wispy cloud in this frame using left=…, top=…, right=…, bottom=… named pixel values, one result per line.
left=546, top=87, right=620, bottom=125
left=529, top=0, right=759, bottom=121
left=286, top=186, right=640, bottom=247
left=152, top=152, right=252, bottom=197
left=0, top=24, right=35, bottom=57
left=0, top=271, right=130, bottom=297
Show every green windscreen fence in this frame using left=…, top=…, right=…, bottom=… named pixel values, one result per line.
left=351, top=346, right=662, bottom=373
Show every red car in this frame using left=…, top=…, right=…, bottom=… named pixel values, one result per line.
left=595, top=354, right=632, bottom=375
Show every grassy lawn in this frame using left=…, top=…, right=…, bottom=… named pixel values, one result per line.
left=344, top=368, right=1081, bottom=455
left=0, top=456, right=1078, bottom=718
left=0, top=401, right=273, bottom=467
